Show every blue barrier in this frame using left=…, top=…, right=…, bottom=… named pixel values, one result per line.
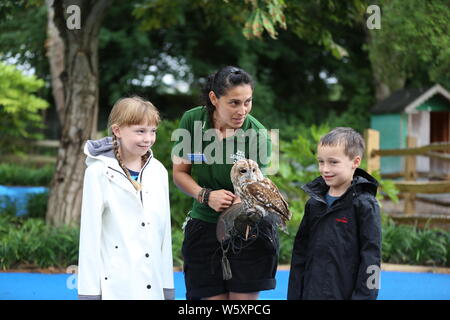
left=0, top=270, right=449, bottom=300
left=0, top=185, right=47, bottom=216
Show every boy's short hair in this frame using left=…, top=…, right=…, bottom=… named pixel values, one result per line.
left=319, top=127, right=365, bottom=159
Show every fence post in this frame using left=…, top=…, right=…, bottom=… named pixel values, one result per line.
left=364, top=129, right=380, bottom=174
left=404, top=136, right=417, bottom=215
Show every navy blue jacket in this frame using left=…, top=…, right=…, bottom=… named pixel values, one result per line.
left=287, top=168, right=381, bottom=300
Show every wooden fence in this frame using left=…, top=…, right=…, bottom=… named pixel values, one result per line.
left=364, top=129, right=450, bottom=228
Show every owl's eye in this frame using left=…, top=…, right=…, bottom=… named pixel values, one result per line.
left=252, top=168, right=256, bottom=172
left=240, top=169, right=247, bottom=174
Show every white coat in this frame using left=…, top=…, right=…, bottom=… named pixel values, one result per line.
left=77, top=137, right=174, bottom=300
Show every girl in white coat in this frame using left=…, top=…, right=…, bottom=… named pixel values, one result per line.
left=78, top=96, right=174, bottom=300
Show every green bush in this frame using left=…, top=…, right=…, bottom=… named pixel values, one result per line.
left=171, top=227, right=184, bottom=268
left=0, top=163, right=54, bottom=186
left=0, top=214, right=79, bottom=270
left=0, top=62, right=49, bottom=154
left=382, top=217, right=449, bottom=267
left=26, top=191, right=48, bottom=219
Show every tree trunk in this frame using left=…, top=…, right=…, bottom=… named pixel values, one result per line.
left=46, top=0, right=111, bottom=227
left=45, top=0, right=66, bottom=125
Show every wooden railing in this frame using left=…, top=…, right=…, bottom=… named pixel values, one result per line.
left=364, top=129, right=450, bottom=217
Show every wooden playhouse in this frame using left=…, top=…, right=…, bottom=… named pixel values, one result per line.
left=370, top=84, right=450, bottom=177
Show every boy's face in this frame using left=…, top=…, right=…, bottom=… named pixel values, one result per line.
left=317, top=144, right=361, bottom=197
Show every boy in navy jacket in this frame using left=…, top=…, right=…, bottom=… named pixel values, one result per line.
left=288, top=127, right=381, bottom=300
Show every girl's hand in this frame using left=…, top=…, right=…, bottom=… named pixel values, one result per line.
left=208, top=189, right=236, bottom=212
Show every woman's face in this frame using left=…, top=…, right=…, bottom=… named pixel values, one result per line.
left=209, top=84, right=253, bottom=130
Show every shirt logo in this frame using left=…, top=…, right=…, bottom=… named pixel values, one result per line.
left=335, top=217, right=348, bottom=223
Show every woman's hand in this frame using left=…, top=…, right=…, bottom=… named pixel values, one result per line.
left=232, top=195, right=242, bottom=205
left=208, top=189, right=236, bottom=212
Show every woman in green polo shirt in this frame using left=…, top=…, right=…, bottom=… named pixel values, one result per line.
left=172, top=66, right=277, bottom=300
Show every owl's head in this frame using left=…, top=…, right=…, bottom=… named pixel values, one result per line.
left=230, top=159, right=264, bottom=188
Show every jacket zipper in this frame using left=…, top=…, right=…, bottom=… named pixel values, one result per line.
left=138, top=155, right=152, bottom=205
left=107, top=154, right=152, bottom=206
left=108, top=166, right=144, bottom=204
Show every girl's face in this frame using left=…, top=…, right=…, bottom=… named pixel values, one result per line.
left=317, top=144, right=361, bottom=196
left=112, top=122, right=157, bottom=160
left=209, top=84, right=253, bottom=130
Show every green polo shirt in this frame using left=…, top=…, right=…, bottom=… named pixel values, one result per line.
left=172, top=106, right=272, bottom=223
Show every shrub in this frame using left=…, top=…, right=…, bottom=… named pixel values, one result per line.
left=0, top=163, right=54, bottom=186
left=0, top=62, right=49, bottom=154
left=382, top=217, right=449, bottom=267
left=0, top=214, right=79, bottom=269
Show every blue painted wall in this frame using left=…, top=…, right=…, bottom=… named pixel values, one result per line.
left=370, top=114, right=408, bottom=174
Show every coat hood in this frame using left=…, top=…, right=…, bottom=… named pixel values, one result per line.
left=86, top=136, right=115, bottom=158
left=84, top=137, right=116, bottom=167
left=301, top=168, right=379, bottom=201
left=83, top=136, right=153, bottom=168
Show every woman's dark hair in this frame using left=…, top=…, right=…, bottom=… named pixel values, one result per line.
left=202, top=66, right=254, bottom=123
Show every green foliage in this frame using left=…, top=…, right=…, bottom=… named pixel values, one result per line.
left=0, top=214, right=79, bottom=270
left=241, top=0, right=287, bottom=39
left=0, top=163, right=54, bottom=186
left=26, top=191, right=48, bottom=219
left=0, top=0, right=44, bottom=23
left=0, top=62, right=49, bottom=153
left=325, top=85, right=374, bottom=134
left=368, top=0, right=450, bottom=88
left=171, top=227, right=184, bottom=267
left=134, top=0, right=287, bottom=40
left=382, top=217, right=449, bottom=267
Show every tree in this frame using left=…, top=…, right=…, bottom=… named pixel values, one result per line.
left=46, top=0, right=112, bottom=226
left=366, top=0, right=450, bottom=101
left=0, top=62, right=49, bottom=153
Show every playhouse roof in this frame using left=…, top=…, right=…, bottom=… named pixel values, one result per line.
left=371, top=84, right=450, bottom=114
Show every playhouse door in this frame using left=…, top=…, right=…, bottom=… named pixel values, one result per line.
left=430, top=111, right=450, bottom=177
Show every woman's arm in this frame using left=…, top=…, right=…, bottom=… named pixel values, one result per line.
left=172, top=156, right=202, bottom=199
left=172, top=156, right=235, bottom=212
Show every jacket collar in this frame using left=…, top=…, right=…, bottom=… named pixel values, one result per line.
left=84, top=136, right=153, bottom=173
left=301, top=168, right=378, bottom=202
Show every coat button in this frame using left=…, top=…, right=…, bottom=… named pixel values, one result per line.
left=147, top=285, right=151, bottom=289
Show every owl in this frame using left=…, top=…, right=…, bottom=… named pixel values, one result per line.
left=230, top=159, right=291, bottom=232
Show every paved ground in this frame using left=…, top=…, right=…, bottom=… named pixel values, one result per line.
left=1, top=270, right=449, bottom=300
